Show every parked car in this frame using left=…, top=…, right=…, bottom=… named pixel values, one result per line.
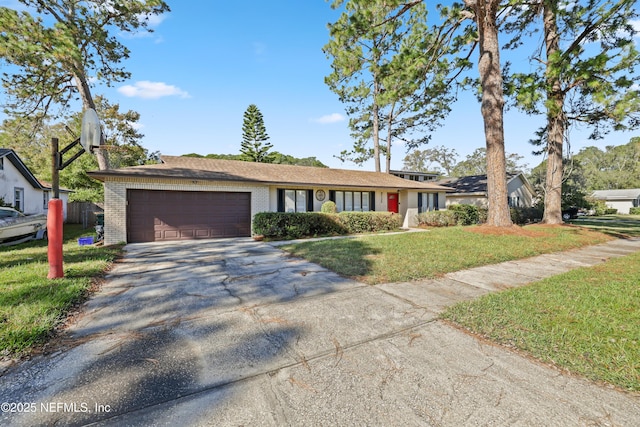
left=561, top=206, right=579, bottom=220
left=0, top=207, right=47, bottom=245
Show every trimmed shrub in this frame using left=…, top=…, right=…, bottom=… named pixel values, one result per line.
left=417, top=210, right=457, bottom=227
left=336, top=211, right=401, bottom=233
left=590, top=199, right=608, bottom=216
left=253, top=212, right=344, bottom=239
left=510, top=206, right=543, bottom=225
left=448, top=204, right=480, bottom=225
left=604, top=208, right=618, bottom=215
left=630, top=207, right=640, bottom=215
left=321, top=201, right=337, bottom=213
left=477, top=207, right=488, bottom=224
left=252, top=211, right=401, bottom=240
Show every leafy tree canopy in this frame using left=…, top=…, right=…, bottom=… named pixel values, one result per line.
left=0, top=0, right=169, bottom=169
left=0, top=96, right=151, bottom=201
left=182, top=152, right=327, bottom=168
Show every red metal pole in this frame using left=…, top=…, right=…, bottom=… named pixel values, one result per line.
left=48, top=137, right=64, bottom=279
left=47, top=199, right=64, bottom=279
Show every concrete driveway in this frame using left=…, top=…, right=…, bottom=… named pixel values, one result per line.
left=1, top=237, right=640, bottom=426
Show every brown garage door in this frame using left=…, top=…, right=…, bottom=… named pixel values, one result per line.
left=127, top=190, right=251, bottom=243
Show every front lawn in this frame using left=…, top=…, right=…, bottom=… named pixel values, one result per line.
left=0, top=225, right=122, bottom=357
left=443, top=251, right=640, bottom=391
left=282, top=224, right=611, bottom=284
left=569, top=215, right=640, bottom=238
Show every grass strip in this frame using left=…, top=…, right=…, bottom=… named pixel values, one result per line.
left=0, top=225, right=122, bottom=356
left=443, top=251, right=640, bottom=391
left=282, top=225, right=611, bottom=284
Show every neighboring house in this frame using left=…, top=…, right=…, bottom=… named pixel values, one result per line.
left=437, top=172, right=536, bottom=208
left=390, top=170, right=440, bottom=182
left=0, top=149, right=70, bottom=220
left=88, top=156, right=453, bottom=245
left=591, top=189, right=640, bottom=214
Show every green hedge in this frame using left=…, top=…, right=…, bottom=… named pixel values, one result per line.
left=337, top=211, right=402, bottom=234
left=252, top=211, right=402, bottom=240
left=510, top=206, right=543, bottom=225
left=630, top=207, right=640, bottom=215
left=416, top=210, right=458, bottom=227
left=417, top=204, right=542, bottom=227
left=447, top=204, right=479, bottom=225
left=604, top=208, right=618, bottom=215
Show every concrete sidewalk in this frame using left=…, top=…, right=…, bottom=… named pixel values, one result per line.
left=1, top=237, right=639, bottom=426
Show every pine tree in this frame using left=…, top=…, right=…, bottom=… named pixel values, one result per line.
left=240, top=104, right=274, bottom=163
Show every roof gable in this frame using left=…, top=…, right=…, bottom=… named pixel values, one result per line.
left=0, top=149, right=45, bottom=190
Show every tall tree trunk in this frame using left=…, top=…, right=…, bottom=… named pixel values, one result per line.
left=74, top=73, right=110, bottom=170
left=372, top=80, right=381, bottom=173
left=385, top=104, right=394, bottom=173
left=468, top=0, right=512, bottom=226
left=542, top=1, right=564, bottom=224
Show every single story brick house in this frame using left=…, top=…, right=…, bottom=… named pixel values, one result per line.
left=438, top=172, right=536, bottom=208
left=591, top=189, right=640, bottom=214
left=88, top=156, right=453, bottom=245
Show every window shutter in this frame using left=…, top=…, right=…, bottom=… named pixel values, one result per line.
left=307, top=190, right=314, bottom=212
left=329, top=190, right=336, bottom=202
left=277, top=189, right=285, bottom=212
left=417, top=193, right=423, bottom=212
left=434, top=193, right=439, bottom=210
left=370, top=192, right=375, bottom=211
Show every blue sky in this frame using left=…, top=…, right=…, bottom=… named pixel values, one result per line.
left=1, top=1, right=639, bottom=172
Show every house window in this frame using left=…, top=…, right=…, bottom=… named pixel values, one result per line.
left=333, top=191, right=372, bottom=212
left=14, top=187, right=24, bottom=212
left=43, top=191, right=50, bottom=209
left=278, top=189, right=313, bottom=212
left=418, top=193, right=439, bottom=213
left=345, top=191, right=353, bottom=211
left=284, top=190, right=307, bottom=212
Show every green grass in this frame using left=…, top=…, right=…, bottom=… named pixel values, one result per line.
left=282, top=225, right=611, bottom=284
left=0, top=225, right=122, bottom=356
left=443, top=251, right=640, bottom=391
left=568, top=215, right=640, bottom=238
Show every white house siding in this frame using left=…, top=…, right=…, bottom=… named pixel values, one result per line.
left=507, top=176, right=534, bottom=207
left=445, top=194, right=488, bottom=208
left=605, top=200, right=634, bottom=214
left=0, top=159, right=69, bottom=219
left=102, top=177, right=269, bottom=246
left=403, top=191, right=448, bottom=227
left=0, top=160, right=42, bottom=214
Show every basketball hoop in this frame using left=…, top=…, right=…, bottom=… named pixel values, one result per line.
left=81, top=108, right=101, bottom=153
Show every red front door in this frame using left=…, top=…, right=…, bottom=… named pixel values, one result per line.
left=387, top=193, right=399, bottom=213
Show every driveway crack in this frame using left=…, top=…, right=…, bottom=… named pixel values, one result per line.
left=220, top=275, right=243, bottom=304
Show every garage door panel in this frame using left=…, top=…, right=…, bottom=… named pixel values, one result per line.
left=127, top=190, right=251, bottom=243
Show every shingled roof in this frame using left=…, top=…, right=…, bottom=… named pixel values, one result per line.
left=88, top=156, right=454, bottom=191
left=438, top=173, right=521, bottom=194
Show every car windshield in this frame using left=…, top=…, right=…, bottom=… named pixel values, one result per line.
left=0, top=209, right=21, bottom=219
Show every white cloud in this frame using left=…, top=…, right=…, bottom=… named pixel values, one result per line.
left=143, top=13, right=167, bottom=27
left=312, top=113, right=345, bottom=124
left=118, top=81, right=190, bottom=99
left=632, top=20, right=640, bottom=38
